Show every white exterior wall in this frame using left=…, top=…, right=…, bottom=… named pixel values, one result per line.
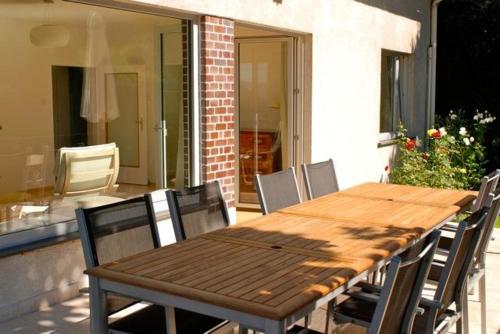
left=135, top=0, right=431, bottom=188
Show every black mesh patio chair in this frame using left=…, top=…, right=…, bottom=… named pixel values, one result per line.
left=324, top=230, right=441, bottom=334
left=76, top=197, right=226, bottom=334
left=471, top=169, right=499, bottom=212
left=255, top=167, right=302, bottom=215
left=412, top=206, right=489, bottom=334
left=166, top=180, right=230, bottom=240
left=436, top=190, right=499, bottom=334
left=301, top=159, right=339, bottom=200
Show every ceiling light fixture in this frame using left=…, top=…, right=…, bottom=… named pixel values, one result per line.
left=30, top=0, right=70, bottom=48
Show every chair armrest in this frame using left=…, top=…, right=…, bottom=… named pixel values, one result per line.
left=79, top=287, right=89, bottom=294
left=357, top=281, right=382, bottom=293
left=345, top=290, right=380, bottom=304
left=419, top=297, right=442, bottom=311
left=440, top=224, right=458, bottom=232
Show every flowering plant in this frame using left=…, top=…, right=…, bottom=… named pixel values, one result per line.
left=389, top=109, right=494, bottom=190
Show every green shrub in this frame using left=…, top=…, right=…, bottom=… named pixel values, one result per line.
left=390, top=109, right=495, bottom=190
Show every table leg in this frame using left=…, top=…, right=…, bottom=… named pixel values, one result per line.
left=265, top=319, right=286, bottom=334
left=166, top=305, right=177, bottom=334
left=89, top=276, right=107, bottom=334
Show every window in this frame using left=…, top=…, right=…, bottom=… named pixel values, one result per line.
left=379, top=50, right=407, bottom=141
left=0, top=0, right=193, bottom=249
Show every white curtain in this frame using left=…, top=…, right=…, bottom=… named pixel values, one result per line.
left=80, top=12, right=119, bottom=124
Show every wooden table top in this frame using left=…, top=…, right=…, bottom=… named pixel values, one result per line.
left=338, top=182, right=477, bottom=208
left=85, top=183, right=476, bottom=321
left=278, top=193, right=459, bottom=230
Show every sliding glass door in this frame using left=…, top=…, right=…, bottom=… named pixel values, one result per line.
left=158, top=23, right=192, bottom=189
left=236, top=38, right=295, bottom=205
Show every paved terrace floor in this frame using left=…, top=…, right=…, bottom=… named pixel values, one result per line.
left=1, top=212, right=499, bottom=334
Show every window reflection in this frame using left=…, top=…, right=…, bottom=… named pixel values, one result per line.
left=0, top=0, right=190, bottom=237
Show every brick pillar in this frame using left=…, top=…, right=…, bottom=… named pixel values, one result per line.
left=200, top=16, right=235, bottom=207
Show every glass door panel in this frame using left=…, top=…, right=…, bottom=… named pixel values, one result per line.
left=237, top=39, right=293, bottom=204
left=160, top=23, right=191, bottom=189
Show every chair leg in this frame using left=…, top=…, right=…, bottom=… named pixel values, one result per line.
left=370, top=270, right=378, bottom=284
left=238, top=326, right=249, bottom=334
left=479, top=274, right=487, bottom=334
left=456, top=283, right=469, bottom=334
left=379, top=265, right=386, bottom=285
left=165, top=306, right=177, bottom=334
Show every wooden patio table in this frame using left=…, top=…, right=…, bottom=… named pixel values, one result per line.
left=85, top=183, right=476, bottom=334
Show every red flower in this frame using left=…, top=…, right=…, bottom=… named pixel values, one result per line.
left=405, top=138, right=416, bottom=151
left=384, top=165, right=389, bottom=171
left=431, top=130, right=442, bottom=139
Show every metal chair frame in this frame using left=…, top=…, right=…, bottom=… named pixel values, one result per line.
left=301, top=159, right=339, bottom=200
left=471, top=169, right=499, bottom=212
left=326, top=230, right=441, bottom=334
left=440, top=191, right=499, bottom=334
left=76, top=196, right=161, bottom=269
left=166, top=180, right=230, bottom=241
left=254, top=167, right=302, bottom=215
left=420, top=207, right=489, bottom=334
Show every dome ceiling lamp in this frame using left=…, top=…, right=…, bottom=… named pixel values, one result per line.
left=30, top=0, right=70, bottom=48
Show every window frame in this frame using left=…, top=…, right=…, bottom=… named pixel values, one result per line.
left=378, top=49, right=409, bottom=144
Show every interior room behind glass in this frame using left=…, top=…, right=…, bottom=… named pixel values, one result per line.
left=0, top=0, right=190, bottom=238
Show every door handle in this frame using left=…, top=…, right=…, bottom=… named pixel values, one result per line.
left=154, top=120, right=168, bottom=136
left=135, top=118, right=143, bottom=131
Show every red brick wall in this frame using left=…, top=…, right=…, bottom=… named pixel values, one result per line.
left=200, top=16, right=236, bottom=207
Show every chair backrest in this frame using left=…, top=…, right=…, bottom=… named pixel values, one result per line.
left=302, top=159, right=339, bottom=200
left=476, top=190, right=500, bottom=264
left=54, top=143, right=119, bottom=197
left=434, top=207, right=489, bottom=312
left=370, top=230, right=441, bottom=334
left=254, top=167, right=302, bottom=214
left=471, top=169, right=499, bottom=212
left=166, top=181, right=229, bottom=240
left=144, top=189, right=177, bottom=246
left=76, top=196, right=160, bottom=268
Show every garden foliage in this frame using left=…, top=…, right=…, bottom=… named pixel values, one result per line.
left=390, top=109, right=495, bottom=190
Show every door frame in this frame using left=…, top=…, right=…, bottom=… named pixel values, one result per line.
left=234, top=36, right=303, bottom=208
left=154, top=20, right=200, bottom=190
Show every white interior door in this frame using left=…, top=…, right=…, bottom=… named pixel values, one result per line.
left=104, top=66, right=148, bottom=185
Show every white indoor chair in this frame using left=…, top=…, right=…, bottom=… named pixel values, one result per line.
left=53, top=143, right=123, bottom=208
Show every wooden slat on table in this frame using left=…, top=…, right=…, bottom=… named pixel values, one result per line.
left=340, top=182, right=477, bottom=208
left=278, top=194, right=459, bottom=230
